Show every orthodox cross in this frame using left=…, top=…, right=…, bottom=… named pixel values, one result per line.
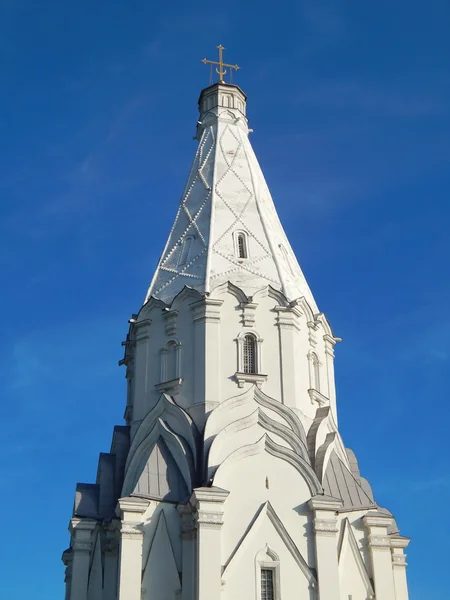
left=201, top=45, right=240, bottom=84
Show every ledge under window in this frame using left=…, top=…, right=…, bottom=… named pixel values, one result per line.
left=308, top=388, right=329, bottom=407
left=155, top=378, right=183, bottom=394
left=235, top=372, right=267, bottom=388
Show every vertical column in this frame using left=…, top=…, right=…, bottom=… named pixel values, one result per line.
left=131, top=319, right=152, bottom=428
left=191, top=299, right=223, bottom=412
left=192, top=487, right=229, bottom=600
left=69, top=518, right=97, bottom=600
left=391, top=536, right=410, bottom=600
left=117, top=497, right=151, bottom=600
left=274, top=305, right=301, bottom=407
left=178, top=504, right=197, bottom=600
left=363, top=514, right=396, bottom=600
left=323, top=334, right=338, bottom=424
left=103, top=522, right=120, bottom=600
left=62, top=549, right=73, bottom=600
left=308, top=496, right=342, bottom=600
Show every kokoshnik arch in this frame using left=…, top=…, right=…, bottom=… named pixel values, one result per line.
left=63, top=47, right=410, bottom=600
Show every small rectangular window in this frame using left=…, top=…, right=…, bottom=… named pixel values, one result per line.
left=261, top=569, right=274, bottom=600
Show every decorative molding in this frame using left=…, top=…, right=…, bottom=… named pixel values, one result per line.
left=196, top=510, right=224, bottom=527
left=313, top=518, right=339, bottom=536
left=163, top=309, right=179, bottom=336
left=392, top=553, right=408, bottom=567
left=368, top=534, right=391, bottom=548
left=307, top=320, right=319, bottom=347
left=240, top=301, right=258, bottom=327
left=191, top=487, right=229, bottom=530
left=120, top=522, right=144, bottom=537
left=134, top=319, right=152, bottom=342
left=308, top=388, right=329, bottom=407
left=190, top=298, right=223, bottom=323
left=274, top=305, right=301, bottom=330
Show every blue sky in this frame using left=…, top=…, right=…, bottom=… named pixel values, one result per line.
left=1, top=0, right=449, bottom=598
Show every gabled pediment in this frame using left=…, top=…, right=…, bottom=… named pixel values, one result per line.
left=338, top=518, right=374, bottom=597
left=223, top=501, right=316, bottom=586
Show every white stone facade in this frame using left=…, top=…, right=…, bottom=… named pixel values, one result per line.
left=63, top=82, right=410, bottom=600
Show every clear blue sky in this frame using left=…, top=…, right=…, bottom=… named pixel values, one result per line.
left=1, top=1, right=449, bottom=598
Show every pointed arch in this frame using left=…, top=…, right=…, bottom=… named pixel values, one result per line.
left=133, top=437, right=189, bottom=501
left=170, top=286, right=203, bottom=310
left=127, top=393, right=197, bottom=468
left=206, top=407, right=310, bottom=482
left=211, top=280, right=250, bottom=304
left=213, top=434, right=322, bottom=496
left=122, top=419, right=192, bottom=500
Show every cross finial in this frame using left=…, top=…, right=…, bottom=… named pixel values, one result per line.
left=201, top=45, right=240, bottom=84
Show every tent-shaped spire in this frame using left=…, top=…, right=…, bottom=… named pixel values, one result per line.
left=145, top=82, right=318, bottom=312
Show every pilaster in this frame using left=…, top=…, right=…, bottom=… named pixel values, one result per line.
left=363, top=513, right=396, bottom=600
left=391, top=536, right=410, bottom=600
left=69, top=518, right=97, bottom=600
left=178, top=503, right=197, bottom=600
left=323, top=334, right=338, bottom=424
left=62, top=548, right=73, bottom=600
left=274, top=305, right=301, bottom=407
left=191, top=299, right=223, bottom=411
left=117, top=496, right=151, bottom=600
left=191, top=487, right=229, bottom=600
left=132, top=319, right=152, bottom=423
left=103, top=521, right=120, bottom=600
left=308, top=496, right=342, bottom=600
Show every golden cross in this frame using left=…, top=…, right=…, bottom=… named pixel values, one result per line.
left=201, top=45, right=240, bottom=83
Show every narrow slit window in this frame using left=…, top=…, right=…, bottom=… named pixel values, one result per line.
left=261, top=569, right=274, bottom=600
left=243, top=334, right=257, bottom=374
left=237, top=233, right=247, bottom=259
left=178, top=236, right=193, bottom=267
left=312, top=352, right=320, bottom=392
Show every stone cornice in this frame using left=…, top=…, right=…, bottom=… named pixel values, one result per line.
left=191, top=487, right=230, bottom=505
left=155, top=377, right=183, bottom=394
left=190, top=298, right=224, bottom=323
left=134, top=318, right=152, bottom=342
left=117, top=496, right=151, bottom=515
left=308, top=496, right=343, bottom=512
left=234, top=372, right=268, bottom=388
left=363, top=513, right=394, bottom=528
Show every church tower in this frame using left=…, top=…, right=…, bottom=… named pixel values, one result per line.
left=63, top=54, right=410, bottom=600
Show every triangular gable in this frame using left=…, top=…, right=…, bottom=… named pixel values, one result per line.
left=338, top=518, right=374, bottom=597
left=142, top=511, right=181, bottom=600
left=324, top=451, right=376, bottom=510
left=223, top=501, right=315, bottom=585
left=87, top=532, right=102, bottom=600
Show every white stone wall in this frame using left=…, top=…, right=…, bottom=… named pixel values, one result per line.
left=64, top=82, right=409, bottom=600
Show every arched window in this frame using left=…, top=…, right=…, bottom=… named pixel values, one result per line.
left=178, top=236, right=193, bottom=267
left=255, top=547, right=280, bottom=600
left=166, top=341, right=178, bottom=381
left=236, top=232, right=248, bottom=259
left=279, top=243, right=295, bottom=276
left=243, top=334, right=257, bottom=374
left=311, top=352, right=320, bottom=392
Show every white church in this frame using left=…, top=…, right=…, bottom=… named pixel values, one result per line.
left=63, top=54, right=410, bottom=600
